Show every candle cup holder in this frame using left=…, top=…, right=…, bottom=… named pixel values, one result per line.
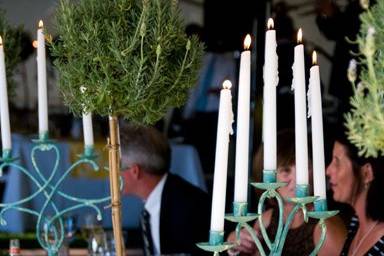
left=78, top=145, right=98, bottom=161
left=32, top=132, right=56, bottom=149
left=306, top=199, right=339, bottom=256
left=0, top=149, right=18, bottom=177
left=198, top=181, right=338, bottom=256
left=196, top=231, right=236, bottom=256
left=0, top=137, right=110, bottom=256
left=225, top=202, right=259, bottom=225
left=0, top=149, right=18, bottom=163
left=263, top=169, right=277, bottom=183
left=37, top=131, right=50, bottom=142
left=224, top=202, right=265, bottom=255
left=1, top=149, right=11, bottom=161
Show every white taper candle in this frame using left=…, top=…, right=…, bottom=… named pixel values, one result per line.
left=0, top=37, right=11, bottom=150
left=82, top=112, right=94, bottom=147
left=293, top=28, right=309, bottom=186
left=210, top=80, right=233, bottom=232
left=263, top=18, right=278, bottom=172
left=234, top=35, right=251, bottom=203
left=309, top=51, right=326, bottom=199
left=37, top=20, right=48, bottom=136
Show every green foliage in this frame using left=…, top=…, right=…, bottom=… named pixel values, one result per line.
left=51, top=0, right=203, bottom=124
left=345, top=0, right=384, bottom=157
left=0, top=10, right=23, bottom=91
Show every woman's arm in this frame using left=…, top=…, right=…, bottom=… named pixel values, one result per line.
left=313, top=215, right=347, bottom=256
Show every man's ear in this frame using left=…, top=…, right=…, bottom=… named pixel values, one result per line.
left=131, top=164, right=141, bottom=180
left=361, top=163, right=374, bottom=184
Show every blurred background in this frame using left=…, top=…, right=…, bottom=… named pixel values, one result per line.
left=0, top=0, right=357, bottom=252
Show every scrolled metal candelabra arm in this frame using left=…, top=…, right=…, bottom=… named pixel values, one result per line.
left=274, top=184, right=316, bottom=255
left=225, top=202, right=265, bottom=256
left=307, top=199, right=339, bottom=256
left=253, top=180, right=287, bottom=251
left=197, top=171, right=339, bottom=256
left=0, top=136, right=111, bottom=256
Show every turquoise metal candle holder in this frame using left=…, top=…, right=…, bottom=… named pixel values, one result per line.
left=197, top=175, right=338, bottom=256
left=196, top=230, right=236, bottom=256
left=0, top=136, right=110, bottom=256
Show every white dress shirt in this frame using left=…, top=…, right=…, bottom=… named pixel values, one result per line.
left=144, top=173, right=168, bottom=256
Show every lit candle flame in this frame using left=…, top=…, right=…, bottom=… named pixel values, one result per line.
left=0, top=36, right=3, bottom=46
left=312, top=51, right=317, bottom=65
left=244, top=34, right=251, bottom=50
left=32, top=40, right=38, bottom=48
left=38, top=20, right=44, bottom=29
left=297, top=28, right=303, bottom=44
left=223, top=80, right=232, bottom=90
left=267, top=18, right=274, bottom=30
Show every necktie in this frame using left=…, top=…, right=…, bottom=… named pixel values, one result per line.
left=141, top=209, right=154, bottom=256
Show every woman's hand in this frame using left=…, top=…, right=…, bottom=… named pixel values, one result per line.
left=227, top=228, right=258, bottom=255
left=226, top=210, right=272, bottom=255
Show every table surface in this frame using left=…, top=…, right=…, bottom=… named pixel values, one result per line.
left=20, top=248, right=143, bottom=256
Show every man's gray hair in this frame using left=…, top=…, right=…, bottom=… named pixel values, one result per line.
left=120, top=124, right=171, bottom=176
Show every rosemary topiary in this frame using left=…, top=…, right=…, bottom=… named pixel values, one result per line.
left=345, top=0, right=384, bottom=157
left=50, top=0, right=203, bottom=124
left=0, top=10, right=23, bottom=91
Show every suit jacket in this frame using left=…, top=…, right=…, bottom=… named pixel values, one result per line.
left=159, top=173, right=211, bottom=255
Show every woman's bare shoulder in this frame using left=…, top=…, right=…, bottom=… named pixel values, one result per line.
left=313, top=215, right=347, bottom=256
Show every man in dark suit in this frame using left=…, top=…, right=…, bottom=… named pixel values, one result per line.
left=121, top=124, right=210, bottom=255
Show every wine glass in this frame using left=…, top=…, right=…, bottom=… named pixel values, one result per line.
left=64, top=215, right=77, bottom=241
left=58, top=215, right=77, bottom=256
left=81, top=213, right=106, bottom=255
left=88, top=228, right=108, bottom=256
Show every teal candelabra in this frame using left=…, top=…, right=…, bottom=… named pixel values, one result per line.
left=197, top=170, right=338, bottom=256
left=0, top=133, right=111, bottom=256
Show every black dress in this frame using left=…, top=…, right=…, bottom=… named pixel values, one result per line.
left=340, top=216, right=384, bottom=255
left=262, top=207, right=317, bottom=255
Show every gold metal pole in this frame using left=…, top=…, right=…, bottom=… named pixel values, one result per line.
left=108, top=116, right=125, bottom=256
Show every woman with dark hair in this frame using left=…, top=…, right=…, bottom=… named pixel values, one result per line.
left=227, top=130, right=346, bottom=255
left=327, top=132, right=384, bottom=255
